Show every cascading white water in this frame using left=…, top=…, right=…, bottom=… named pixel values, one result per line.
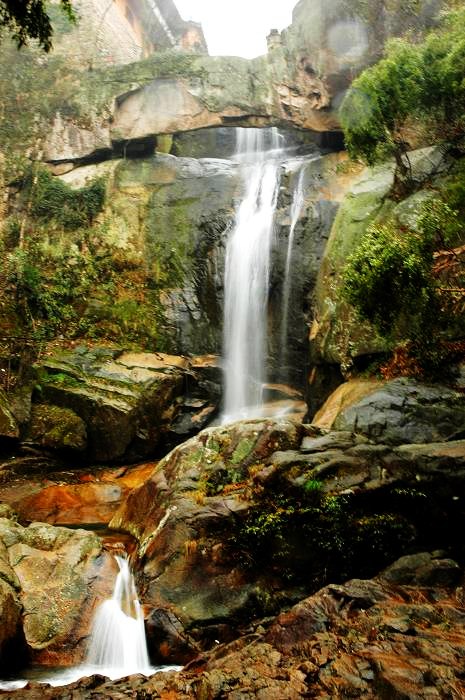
left=222, top=127, right=283, bottom=423
left=0, top=553, right=182, bottom=691
left=279, top=164, right=306, bottom=372
left=86, top=555, right=152, bottom=679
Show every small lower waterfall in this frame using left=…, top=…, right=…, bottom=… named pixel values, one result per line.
left=86, top=555, right=152, bottom=679
left=279, top=164, right=306, bottom=372
left=222, top=128, right=283, bottom=423
left=0, top=553, right=182, bottom=690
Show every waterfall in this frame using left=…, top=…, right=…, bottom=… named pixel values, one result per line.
left=86, top=555, right=152, bottom=679
left=222, top=127, right=283, bottom=423
left=279, top=164, right=306, bottom=375
left=0, top=553, right=181, bottom=690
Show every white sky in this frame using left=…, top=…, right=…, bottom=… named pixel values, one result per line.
left=175, top=0, right=298, bottom=59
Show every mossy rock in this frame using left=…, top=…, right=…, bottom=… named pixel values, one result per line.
left=27, top=403, right=87, bottom=453
left=34, top=347, right=188, bottom=462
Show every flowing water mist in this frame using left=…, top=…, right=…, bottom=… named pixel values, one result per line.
left=222, top=128, right=283, bottom=423
left=279, top=163, right=306, bottom=375
left=0, top=554, right=181, bottom=691
left=86, top=554, right=152, bottom=679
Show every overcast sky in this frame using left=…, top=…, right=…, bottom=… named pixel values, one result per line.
left=175, top=0, right=297, bottom=58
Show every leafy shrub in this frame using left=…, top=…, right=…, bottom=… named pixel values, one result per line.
left=31, top=168, right=106, bottom=230
left=342, top=222, right=437, bottom=338
left=340, top=9, right=465, bottom=177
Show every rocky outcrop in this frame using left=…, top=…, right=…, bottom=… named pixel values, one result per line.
left=283, top=0, right=444, bottom=101
left=332, top=377, right=465, bottom=444
left=1, top=0, right=446, bottom=179
left=31, top=347, right=219, bottom=463
left=105, top=153, right=237, bottom=355
left=309, top=146, right=454, bottom=407
left=0, top=517, right=114, bottom=666
left=10, top=562, right=465, bottom=698
left=49, top=147, right=354, bottom=371
left=270, top=152, right=364, bottom=384
left=0, top=463, right=154, bottom=527
left=108, top=395, right=465, bottom=655
left=110, top=418, right=304, bottom=635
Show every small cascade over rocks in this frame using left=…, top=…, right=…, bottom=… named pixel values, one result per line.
left=86, top=555, right=152, bottom=679
left=222, top=127, right=284, bottom=424
left=0, top=554, right=179, bottom=691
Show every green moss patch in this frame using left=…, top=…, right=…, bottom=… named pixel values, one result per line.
left=31, top=168, right=105, bottom=230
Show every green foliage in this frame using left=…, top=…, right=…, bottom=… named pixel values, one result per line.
left=342, top=221, right=437, bottom=337
left=0, top=217, right=171, bottom=349
left=39, top=370, right=80, bottom=388
left=0, top=0, right=75, bottom=52
left=6, top=248, right=43, bottom=311
left=341, top=161, right=465, bottom=374
left=340, top=39, right=426, bottom=167
left=418, top=199, right=463, bottom=249
left=302, top=479, right=323, bottom=494
left=3, top=217, right=21, bottom=249
left=232, top=481, right=415, bottom=587
left=31, top=168, right=106, bottom=230
left=340, top=9, right=465, bottom=170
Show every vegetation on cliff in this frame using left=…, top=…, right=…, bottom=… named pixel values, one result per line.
left=339, top=7, right=465, bottom=375
left=0, top=0, right=75, bottom=52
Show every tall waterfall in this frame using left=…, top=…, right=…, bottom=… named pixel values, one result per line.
left=222, top=128, right=283, bottom=423
left=279, top=164, right=306, bottom=373
left=86, top=555, right=152, bottom=679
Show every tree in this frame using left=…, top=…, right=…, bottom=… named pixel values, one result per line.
left=339, top=9, right=465, bottom=184
left=0, top=0, right=75, bottom=52
left=340, top=40, right=425, bottom=179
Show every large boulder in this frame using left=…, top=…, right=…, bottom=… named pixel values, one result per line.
left=110, top=418, right=304, bottom=632
left=0, top=518, right=115, bottom=665
left=332, top=378, right=465, bottom=444
left=34, top=347, right=202, bottom=462
left=110, top=408, right=465, bottom=655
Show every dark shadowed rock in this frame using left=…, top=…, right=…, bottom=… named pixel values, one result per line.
left=146, top=608, right=199, bottom=665
left=334, top=378, right=465, bottom=444
left=380, top=552, right=462, bottom=587
left=26, top=404, right=87, bottom=454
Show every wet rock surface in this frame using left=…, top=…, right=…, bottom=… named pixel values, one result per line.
left=0, top=463, right=154, bottom=527
left=0, top=348, right=222, bottom=471
left=105, top=407, right=465, bottom=660
left=334, top=377, right=465, bottom=445
left=4, top=564, right=465, bottom=699
left=1, top=382, right=465, bottom=694
left=0, top=517, right=115, bottom=667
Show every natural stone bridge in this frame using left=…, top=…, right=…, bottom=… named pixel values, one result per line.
left=43, top=51, right=336, bottom=165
